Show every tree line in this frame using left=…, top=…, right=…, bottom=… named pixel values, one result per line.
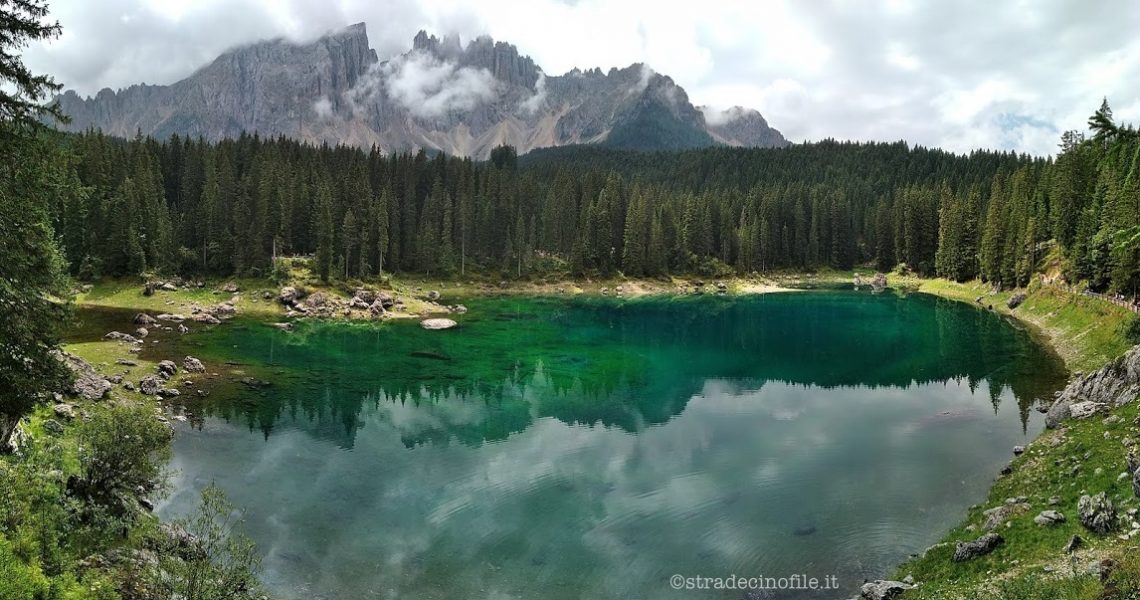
left=46, top=101, right=1140, bottom=295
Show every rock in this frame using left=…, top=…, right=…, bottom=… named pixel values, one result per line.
left=871, top=273, right=888, bottom=292
left=1078, top=492, right=1117, bottom=534
left=160, top=282, right=177, bottom=291
left=600, top=287, right=609, bottom=295
left=53, top=404, right=76, bottom=420
left=54, top=351, right=113, bottom=400
left=427, top=290, right=440, bottom=301
left=104, top=331, right=141, bottom=344
left=1088, top=558, right=1119, bottom=581
left=222, top=282, right=240, bottom=293
left=107, top=375, right=123, bottom=384
left=269, top=322, right=294, bottom=332
left=982, top=503, right=1030, bottom=530
left=139, top=376, right=163, bottom=396
left=421, top=318, right=458, bottom=330
left=239, top=377, right=271, bottom=388
left=177, top=324, right=190, bottom=334
left=1069, top=401, right=1104, bottom=420
left=716, top=281, right=728, bottom=291
left=953, top=533, right=1003, bottom=562
left=1007, top=293, right=1027, bottom=309
left=1013, top=445, right=1026, bottom=455
left=139, top=497, right=154, bottom=511
left=498, top=280, right=508, bottom=289
left=1046, top=345, right=1140, bottom=429
left=1048, top=496, right=1062, bottom=506
left=1063, top=534, right=1083, bottom=553
left=116, top=359, right=138, bottom=366
left=182, top=356, right=206, bottom=373
left=142, top=282, right=155, bottom=297
left=279, top=286, right=299, bottom=305
left=156, top=313, right=187, bottom=322
left=158, top=388, right=181, bottom=398
left=157, top=360, right=178, bottom=379
left=43, top=419, right=64, bottom=436
left=156, top=523, right=205, bottom=561
left=902, top=575, right=915, bottom=585
left=191, top=312, right=221, bottom=325
left=860, top=580, right=912, bottom=599
left=350, top=296, right=370, bottom=310
left=1034, top=510, right=1066, bottom=526
left=135, top=327, right=149, bottom=339
left=213, top=302, right=237, bottom=316
left=452, top=304, right=468, bottom=314
left=353, top=288, right=376, bottom=304
left=305, top=291, right=328, bottom=308
left=123, top=381, right=135, bottom=391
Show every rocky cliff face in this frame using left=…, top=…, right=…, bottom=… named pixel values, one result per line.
left=55, top=24, right=788, bottom=159
left=1046, top=345, right=1140, bottom=428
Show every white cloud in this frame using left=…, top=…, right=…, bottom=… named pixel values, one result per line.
left=517, top=70, right=546, bottom=115
left=372, top=49, right=499, bottom=119
left=312, top=96, right=333, bottom=119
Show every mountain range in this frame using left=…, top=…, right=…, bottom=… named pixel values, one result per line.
left=54, top=23, right=788, bottom=159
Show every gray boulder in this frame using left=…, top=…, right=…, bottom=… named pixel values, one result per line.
left=279, top=286, right=299, bottom=305
left=953, top=533, right=1003, bottom=562
left=1046, top=344, right=1140, bottom=429
left=182, top=356, right=206, bottom=373
left=139, top=375, right=163, bottom=396
left=860, top=580, right=912, bottom=599
left=56, top=351, right=112, bottom=400
left=1078, top=492, right=1117, bottom=534
left=1034, top=510, right=1066, bottom=526
left=157, top=360, right=178, bottom=379
left=133, top=313, right=158, bottom=326
left=982, top=502, right=1030, bottom=530
left=421, top=318, right=457, bottom=330
left=53, top=404, right=76, bottom=420
left=104, top=331, right=141, bottom=344
left=1007, top=293, right=1026, bottom=309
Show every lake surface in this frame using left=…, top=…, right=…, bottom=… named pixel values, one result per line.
left=85, top=290, right=1067, bottom=599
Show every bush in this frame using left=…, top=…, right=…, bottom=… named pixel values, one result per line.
left=73, top=404, right=172, bottom=515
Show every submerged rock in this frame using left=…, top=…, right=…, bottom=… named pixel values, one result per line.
left=421, top=318, right=458, bottom=330
left=953, top=533, right=1003, bottom=561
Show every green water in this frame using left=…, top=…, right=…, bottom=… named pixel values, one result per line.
left=86, top=290, right=1066, bottom=599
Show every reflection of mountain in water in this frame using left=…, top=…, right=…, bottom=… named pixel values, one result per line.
left=162, top=291, right=1065, bottom=448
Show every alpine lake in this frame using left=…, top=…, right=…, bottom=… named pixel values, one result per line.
left=70, top=288, right=1067, bottom=599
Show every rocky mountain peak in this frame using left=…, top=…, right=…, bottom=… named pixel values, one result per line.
left=53, top=22, right=788, bottom=158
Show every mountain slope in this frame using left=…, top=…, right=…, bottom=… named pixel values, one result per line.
left=55, top=24, right=788, bottom=158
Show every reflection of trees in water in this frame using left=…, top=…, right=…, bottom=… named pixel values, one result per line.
left=188, top=292, right=1066, bottom=447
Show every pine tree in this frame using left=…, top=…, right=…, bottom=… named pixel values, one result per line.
left=315, top=180, right=334, bottom=282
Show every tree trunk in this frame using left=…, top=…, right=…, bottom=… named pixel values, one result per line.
left=0, top=413, right=18, bottom=454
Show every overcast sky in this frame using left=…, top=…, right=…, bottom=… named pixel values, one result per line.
left=22, top=0, right=1140, bottom=156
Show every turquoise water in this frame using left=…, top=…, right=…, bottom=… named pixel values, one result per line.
left=113, top=291, right=1063, bottom=599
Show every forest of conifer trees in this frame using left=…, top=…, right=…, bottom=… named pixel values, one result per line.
left=47, top=101, right=1140, bottom=294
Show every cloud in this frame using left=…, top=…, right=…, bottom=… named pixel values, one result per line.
left=312, top=96, right=333, bottom=119
left=701, top=105, right=748, bottom=127
left=368, top=50, right=499, bottom=119
left=22, top=0, right=1140, bottom=156
left=518, top=70, right=546, bottom=115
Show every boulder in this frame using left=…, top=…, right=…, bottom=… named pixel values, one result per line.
left=279, top=286, right=299, bottom=305
left=427, top=290, right=440, bottom=301
left=350, top=296, right=370, bottom=310
left=1069, top=401, right=1104, bottom=420
left=43, top=419, right=64, bottom=436
left=156, top=313, right=187, bottom=322
left=191, top=312, right=221, bottom=325
left=134, top=327, right=149, bottom=339
left=269, top=322, right=294, bottom=332
left=182, top=356, right=206, bottom=373
left=421, top=318, right=458, bottom=331
left=1063, top=534, right=1083, bottom=553
left=306, top=291, right=328, bottom=308
left=160, top=282, right=177, bottom=291
left=871, top=273, right=888, bottom=292
left=104, top=331, right=141, bottom=344
left=133, top=313, right=158, bottom=326
left=158, top=388, right=181, bottom=398
left=221, top=282, right=240, bottom=293
left=53, top=404, right=76, bottom=420
left=1078, top=493, right=1117, bottom=534
left=57, top=351, right=112, bottom=400
left=982, top=502, right=1030, bottom=530
left=1007, top=293, right=1027, bottom=309
left=1046, top=345, right=1140, bottom=429
left=157, top=360, right=178, bottom=379
left=139, top=376, right=163, bottom=396
left=953, top=533, right=1003, bottom=562
left=860, top=580, right=912, bottom=599
left=1012, top=445, right=1026, bottom=455
left=213, top=302, right=237, bottom=316
left=452, top=304, right=468, bottom=314
left=1034, top=510, right=1066, bottom=526
left=353, top=288, right=376, bottom=304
